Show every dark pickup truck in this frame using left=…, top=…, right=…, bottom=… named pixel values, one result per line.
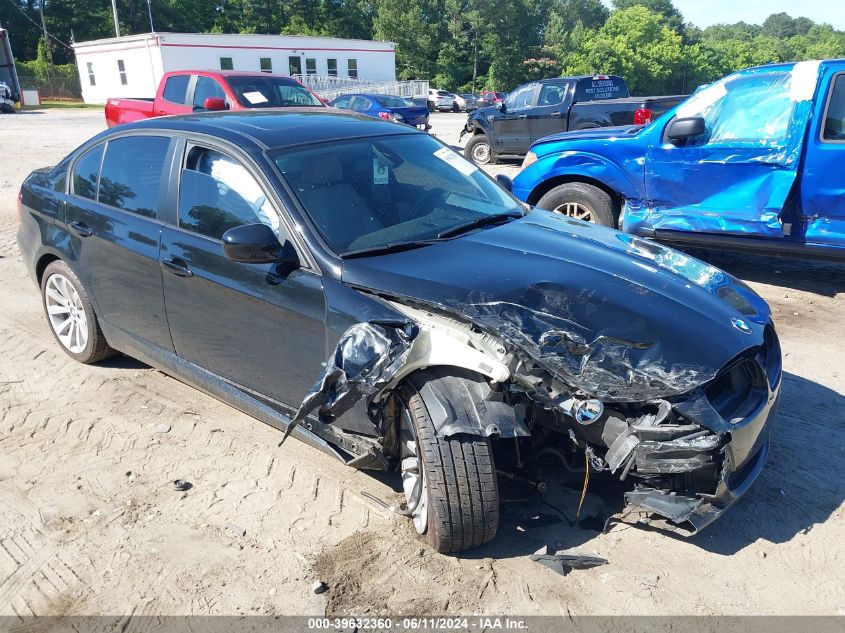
left=460, top=75, right=685, bottom=164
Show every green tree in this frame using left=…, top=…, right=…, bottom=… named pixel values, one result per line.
left=571, top=5, right=685, bottom=94
left=611, top=0, right=685, bottom=36
left=373, top=0, right=437, bottom=80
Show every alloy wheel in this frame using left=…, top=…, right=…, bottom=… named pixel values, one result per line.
left=400, top=405, right=428, bottom=534
left=553, top=202, right=594, bottom=222
left=471, top=141, right=491, bottom=164
left=44, top=273, right=88, bottom=354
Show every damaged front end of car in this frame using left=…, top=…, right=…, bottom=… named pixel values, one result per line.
left=284, top=287, right=780, bottom=537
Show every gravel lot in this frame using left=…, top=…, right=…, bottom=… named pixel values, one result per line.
left=0, top=108, right=843, bottom=616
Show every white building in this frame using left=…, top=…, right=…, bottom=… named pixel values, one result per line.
left=73, top=32, right=397, bottom=104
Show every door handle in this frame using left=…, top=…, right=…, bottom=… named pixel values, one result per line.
left=551, top=111, right=561, bottom=118
left=69, top=221, right=93, bottom=237
left=517, top=114, right=527, bottom=119
left=160, top=257, right=194, bottom=278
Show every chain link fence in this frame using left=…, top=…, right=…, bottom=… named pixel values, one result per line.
left=17, top=74, right=82, bottom=100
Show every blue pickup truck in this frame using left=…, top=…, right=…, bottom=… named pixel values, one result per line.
left=512, top=60, right=845, bottom=260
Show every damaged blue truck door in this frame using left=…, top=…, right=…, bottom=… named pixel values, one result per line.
left=514, top=59, right=845, bottom=259
left=801, top=71, right=845, bottom=246
left=644, top=64, right=815, bottom=239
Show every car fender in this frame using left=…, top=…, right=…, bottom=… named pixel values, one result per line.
left=382, top=302, right=529, bottom=439
left=516, top=150, right=644, bottom=207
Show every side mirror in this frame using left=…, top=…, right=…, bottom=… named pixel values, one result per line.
left=203, top=97, right=227, bottom=111
left=496, top=101, right=506, bottom=112
left=222, top=223, right=297, bottom=266
left=666, top=116, right=705, bottom=143
left=495, top=174, right=513, bottom=192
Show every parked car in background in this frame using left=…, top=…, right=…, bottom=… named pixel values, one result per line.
left=461, top=75, right=685, bottom=164
left=330, top=93, right=430, bottom=130
left=18, top=110, right=779, bottom=553
left=513, top=60, right=845, bottom=260
left=477, top=91, right=505, bottom=108
left=0, top=80, right=15, bottom=113
left=105, top=70, right=325, bottom=127
left=459, top=94, right=479, bottom=111
left=427, top=88, right=455, bottom=112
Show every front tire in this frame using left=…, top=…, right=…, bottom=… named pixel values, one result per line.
left=464, top=134, right=494, bottom=165
left=536, top=182, right=616, bottom=227
left=398, top=379, right=499, bottom=553
left=41, top=260, right=116, bottom=364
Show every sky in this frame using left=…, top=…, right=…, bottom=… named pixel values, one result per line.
left=601, top=0, right=845, bottom=30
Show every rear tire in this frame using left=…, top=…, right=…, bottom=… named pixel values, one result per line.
left=464, top=134, right=495, bottom=165
left=537, top=182, right=616, bottom=227
left=398, top=379, right=499, bottom=553
left=40, top=260, right=117, bottom=364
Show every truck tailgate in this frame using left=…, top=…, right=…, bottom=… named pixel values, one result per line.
left=105, top=98, right=156, bottom=128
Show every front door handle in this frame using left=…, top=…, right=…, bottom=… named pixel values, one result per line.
left=69, top=221, right=93, bottom=237
left=550, top=111, right=561, bottom=118
left=161, top=257, right=194, bottom=278
left=517, top=114, right=527, bottom=119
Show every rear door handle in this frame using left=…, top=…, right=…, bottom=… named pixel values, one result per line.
left=550, top=111, right=561, bottom=118
left=69, top=221, right=93, bottom=237
left=160, top=257, right=194, bottom=278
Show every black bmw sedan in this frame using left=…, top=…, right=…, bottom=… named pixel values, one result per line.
left=17, top=110, right=780, bottom=553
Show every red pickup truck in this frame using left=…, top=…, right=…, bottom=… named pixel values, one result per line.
left=105, top=70, right=326, bottom=127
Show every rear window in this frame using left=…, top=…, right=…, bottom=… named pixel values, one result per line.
left=376, top=96, right=411, bottom=107
left=162, top=75, right=189, bottom=104
left=574, top=76, right=629, bottom=101
left=99, top=136, right=170, bottom=218
left=72, top=144, right=103, bottom=201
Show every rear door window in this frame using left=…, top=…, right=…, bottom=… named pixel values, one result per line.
left=162, top=75, right=189, bottom=104
left=538, top=83, right=565, bottom=106
left=99, top=136, right=170, bottom=218
left=72, top=144, right=104, bottom=201
left=178, top=146, right=279, bottom=240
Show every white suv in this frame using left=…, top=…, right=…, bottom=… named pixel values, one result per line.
left=427, top=89, right=455, bottom=112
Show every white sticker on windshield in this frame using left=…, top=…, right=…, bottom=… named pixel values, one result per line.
left=434, top=147, right=478, bottom=176
left=243, top=91, right=269, bottom=105
left=373, top=158, right=389, bottom=185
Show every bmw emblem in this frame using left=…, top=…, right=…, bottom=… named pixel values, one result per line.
left=731, top=317, right=752, bottom=334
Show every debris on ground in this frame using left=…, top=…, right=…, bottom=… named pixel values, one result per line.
left=226, top=523, right=246, bottom=537
left=312, top=581, right=328, bottom=595
left=530, top=545, right=607, bottom=576
left=171, top=479, right=192, bottom=491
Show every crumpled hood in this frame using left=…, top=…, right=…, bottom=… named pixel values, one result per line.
left=341, top=210, right=772, bottom=402
left=533, top=125, right=639, bottom=148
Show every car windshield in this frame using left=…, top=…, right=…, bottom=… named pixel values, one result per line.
left=376, top=95, right=412, bottom=107
left=227, top=76, right=322, bottom=108
left=272, top=134, right=524, bottom=256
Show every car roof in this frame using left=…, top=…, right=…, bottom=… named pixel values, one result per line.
left=118, top=109, right=418, bottom=150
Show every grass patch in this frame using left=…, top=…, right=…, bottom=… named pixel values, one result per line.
left=23, top=100, right=103, bottom=110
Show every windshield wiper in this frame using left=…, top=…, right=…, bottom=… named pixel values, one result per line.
left=340, top=239, right=442, bottom=259
left=436, top=211, right=523, bottom=239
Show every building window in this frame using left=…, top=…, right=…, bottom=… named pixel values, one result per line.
left=260, top=57, right=272, bottom=73
left=86, top=62, right=95, bottom=86
left=220, top=57, right=234, bottom=70
left=347, top=58, right=358, bottom=79
left=327, top=58, right=337, bottom=77
left=305, top=58, right=317, bottom=76
left=117, top=59, right=127, bottom=86
left=288, top=56, right=301, bottom=76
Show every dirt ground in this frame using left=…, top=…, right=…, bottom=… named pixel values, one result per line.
left=0, top=109, right=843, bottom=616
